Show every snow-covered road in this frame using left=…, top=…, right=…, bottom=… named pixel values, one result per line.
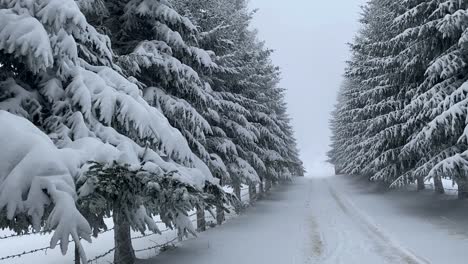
left=140, top=175, right=468, bottom=264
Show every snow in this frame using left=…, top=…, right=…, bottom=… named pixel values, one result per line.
left=228, top=157, right=260, bottom=183
left=3, top=175, right=468, bottom=263
left=0, top=187, right=248, bottom=263
left=66, top=66, right=202, bottom=166
left=0, top=10, right=53, bottom=72
left=134, top=0, right=197, bottom=32
left=140, top=176, right=468, bottom=264
left=0, top=111, right=91, bottom=263
left=0, top=79, right=41, bottom=119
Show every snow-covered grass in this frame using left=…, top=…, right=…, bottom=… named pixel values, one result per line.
left=0, top=186, right=251, bottom=264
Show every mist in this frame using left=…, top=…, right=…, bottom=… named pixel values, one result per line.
left=250, top=0, right=366, bottom=174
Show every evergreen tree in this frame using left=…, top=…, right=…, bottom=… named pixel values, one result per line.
left=330, top=0, right=407, bottom=184
left=0, top=0, right=303, bottom=262
left=396, top=0, right=468, bottom=197
left=175, top=0, right=304, bottom=191
left=0, top=0, right=221, bottom=261
left=330, top=0, right=468, bottom=199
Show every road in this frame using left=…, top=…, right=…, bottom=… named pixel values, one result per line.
left=139, top=176, right=468, bottom=264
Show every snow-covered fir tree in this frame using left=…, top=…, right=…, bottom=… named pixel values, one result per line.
left=175, top=0, right=304, bottom=196
left=0, top=0, right=303, bottom=262
left=329, top=0, right=407, bottom=183
left=329, top=0, right=468, bottom=199
left=395, top=0, right=468, bottom=197
left=0, top=0, right=226, bottom=262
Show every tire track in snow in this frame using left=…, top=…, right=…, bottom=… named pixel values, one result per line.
left=308, top=214, right=324, bottom=258
left=305, top=179, right=325, bottom=262
left=326, top=180, right=431, bottom=264
left=308, top=179, right=366, bottom=264
left=305, top=180, right=324, bottom=260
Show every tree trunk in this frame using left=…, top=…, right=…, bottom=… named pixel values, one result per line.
left=113, top=209, right=135, bottom=264
left=74, top=243, right=80, bottom=264
left=417, top=177, right=425, bottom=191
left=334, top=166, right=342, bottom=175
left=233, top=183, right=242, bottom=213
left=258, top=179, right=264, bottom=198
left=216, top=177, right=225, bottom=225
left=249, top=184, right=257, bottom=204
left=265, top=179, right=272, bottom=192
left=216, top=205, right=225, bottom=225
left=196, top=207, right=206, bottom=232
left=458, top=178, right=468, bottom=200
left=433, top=176, right=445, bottom=194
left=233, top=183, right=241, bottom=200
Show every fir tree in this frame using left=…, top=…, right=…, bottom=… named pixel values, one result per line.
left=0, top=0, right=221, bottom=261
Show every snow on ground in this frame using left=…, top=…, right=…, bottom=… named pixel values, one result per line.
left=139, top=181, right=313, bottom=264
left=327, top=175, right=468, bottom=264
left=2, top=176, right=468, bottom=264
left=0, top=187, right=248, bottom=264
left=141, top=176, right=468, bottom=264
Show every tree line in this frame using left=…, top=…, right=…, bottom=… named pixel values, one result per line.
left=0, top=0, right=303, bottom=263
left=329, top=0, right=468, bottom=199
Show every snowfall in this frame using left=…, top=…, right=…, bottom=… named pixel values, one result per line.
left=2, top=175, right=468, bottom=264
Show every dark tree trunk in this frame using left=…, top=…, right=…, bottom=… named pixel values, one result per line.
left=216, top=205, right=225, bottom=225
left=265, top=179, right=272, bottom=192
left=433, top=176, right=445, bottom=194
left=196, top=207, right=206, bottom=232
left=258, top=179, right=264, bottom=198
left=417, top=177, right=426, bottom=191
left=458, top=178, right=468, bottom=200
left=74, top=243, right=80, bottom=264
left=216, top=177, right=225, bottom=225
left=334, top=166, right=342, bottom=175
left=233, top=183, right=242, bottom=213
left=113, top=208, right=135, bottom=264
left=249, top=183, right=257, bottom=204
left=233, top=183, right=241, bottom=200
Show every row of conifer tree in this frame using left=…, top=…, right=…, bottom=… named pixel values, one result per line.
left=0, top=0, right=303, bottom=263
left=329, top=0, right=468, bottom=199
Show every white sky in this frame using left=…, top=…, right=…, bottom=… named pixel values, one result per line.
left=250, top=0, right=367, bottom=175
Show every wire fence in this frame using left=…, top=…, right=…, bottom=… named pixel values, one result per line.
left=0, top=228, right=116, bottom=261
left=3, top=182, right=458, bottom=263
left=0, top=185, right=257, bottom=264
left=0, top=244, right=53, bottom=262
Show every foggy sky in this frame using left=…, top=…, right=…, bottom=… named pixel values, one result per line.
left=250, top=0, right=367, bottom=175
